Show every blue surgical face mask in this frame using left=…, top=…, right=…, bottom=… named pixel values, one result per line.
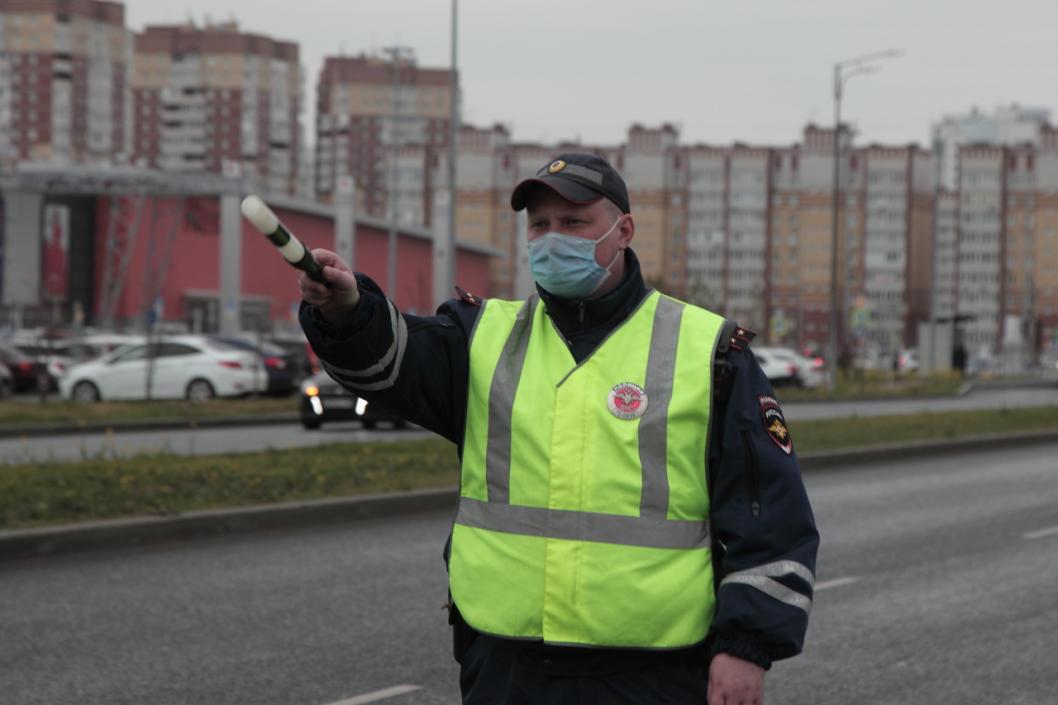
left=527, top=216, right=624, bottom=299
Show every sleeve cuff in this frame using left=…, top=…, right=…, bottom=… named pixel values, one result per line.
left=709, top=629, right=773, bottom=671
left=300, top=275, right=377, bottom=342
left=304, top=303, right=362, bottom=341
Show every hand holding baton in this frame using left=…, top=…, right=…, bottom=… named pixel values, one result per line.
left=241, top=195, right=330, bottom=286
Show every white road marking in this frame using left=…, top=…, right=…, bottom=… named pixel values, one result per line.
left=323, top=685, right=423, bottom=705
left=1023, top=525, right=1058, bottom=540
left=815, top=576, right=860, bottom=591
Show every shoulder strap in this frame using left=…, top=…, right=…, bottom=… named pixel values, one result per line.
left=713, top=319, right=757, bottom=406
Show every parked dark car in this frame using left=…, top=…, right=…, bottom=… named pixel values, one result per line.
left=298, top=372, right=405, bottom=430
left=266, top=336, right=317, bottom=383
left=12, top=341, right=96, bottom=391
left=0, top=361, right=12, bottom=398
left=210, top=336, right=297, bottom=396
left=0, top=344, right=49, bottom=393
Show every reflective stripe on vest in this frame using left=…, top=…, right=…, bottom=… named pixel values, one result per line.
left=450, top=290, right=727, bottom=648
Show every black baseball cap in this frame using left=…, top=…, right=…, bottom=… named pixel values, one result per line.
left=511, top=153, right=631, bottom=214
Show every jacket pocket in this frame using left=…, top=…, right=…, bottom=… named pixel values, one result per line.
left=740, top=430, right=761, bottom=517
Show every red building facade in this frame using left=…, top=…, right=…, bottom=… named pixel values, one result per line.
left=92, top=195, right=492, bottom=331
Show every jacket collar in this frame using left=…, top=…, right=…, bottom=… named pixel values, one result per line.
left=536, top=249, right=649, bottom=335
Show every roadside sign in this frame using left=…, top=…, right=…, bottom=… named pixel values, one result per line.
left=850, top=295, right=869, bottom=338
left=771, top=309, right=791, bottom=340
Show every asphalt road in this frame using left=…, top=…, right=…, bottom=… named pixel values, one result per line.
left=3, top=443, right=1057, bottom=704
left=4, top=386, right=1058, bottom=465
left=0, top=422, right=433, bottom=465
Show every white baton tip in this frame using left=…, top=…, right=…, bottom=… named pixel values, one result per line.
left=241, top=195, right=279, bottom=234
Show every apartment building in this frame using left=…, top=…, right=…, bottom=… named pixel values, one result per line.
left=385, top=122, right=944, bottom=356
left=316, top=101, right=1058, bottom=361
left=618, top=124, right=684, bottom=292
left=1035, top=127, right=1058, bottom=347
left=315, top=53, right=453, bottom=214
left=948, top=133, right=1058, bottom=354
left=682, top=126, right=934, bottom=355
left=0, top=0, right=128, bottom=165
left=684, top=144, right=774, bottom=331
left=131, top=21, right=301, bottom=195
left=933, top=191, right=959, bottom=323
left=954, top=145, right=1007, bottom=351
left=934, top=104, right=1051, bottom=190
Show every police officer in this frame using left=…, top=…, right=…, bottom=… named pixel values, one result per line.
left=299, top=153, right=819, bottom=705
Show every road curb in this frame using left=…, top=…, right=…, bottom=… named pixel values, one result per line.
left=963, top=378, right=1052, bottom=393
left=4, top=430, right=1058, bottom=563
left=0, top=487, right=458, bottom=562
left=0, top=413, right=300, bottom=439
left=798, top=428, right=1058, bottom=470
left=784, top=391, right=964, bottom=406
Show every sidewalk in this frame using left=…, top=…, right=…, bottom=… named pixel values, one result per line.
left=4, top=428, right=1057, bottom=563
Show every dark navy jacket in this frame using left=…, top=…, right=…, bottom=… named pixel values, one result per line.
left=300, top=250, right=819, bottom=670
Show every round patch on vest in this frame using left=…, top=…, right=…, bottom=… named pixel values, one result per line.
left=608, top=382, right=648, bottom=420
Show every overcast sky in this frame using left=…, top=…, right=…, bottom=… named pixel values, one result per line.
left=127, top=0, right=1058, bottom=148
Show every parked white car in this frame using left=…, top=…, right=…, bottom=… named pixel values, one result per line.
left=60, top=335, right=260, bottom=402
left=1040, top=350, right=1058, bottom=384
left=74, top=332, right=146, bottom=357
left=753, top=347, right=800, bottom=387
left=754, top=347, right=825, bottom=388
left=898, top=349, right=920, bottom=373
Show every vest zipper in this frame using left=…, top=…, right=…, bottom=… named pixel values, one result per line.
left=578, top=300, right=585, bottom=323
left=740, top=430, right=761, bottom=517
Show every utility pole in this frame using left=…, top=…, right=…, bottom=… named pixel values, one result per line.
left=927, top=136, right=942, bottom=374
left=827, top=49, right=902, bottom=390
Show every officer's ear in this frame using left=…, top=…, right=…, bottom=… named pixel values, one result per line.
left=617, top=213, right=635, bottom=248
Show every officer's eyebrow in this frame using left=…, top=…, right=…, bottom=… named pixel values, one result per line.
left=527, top=212, right=591, bottom=229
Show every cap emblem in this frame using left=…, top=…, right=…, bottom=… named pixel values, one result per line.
left=547, top=159, right=566, bottom=174
left=608, top=382, right=648, bottom=420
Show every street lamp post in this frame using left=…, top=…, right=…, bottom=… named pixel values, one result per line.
left=827, top=49, right=902, bottom=390
left=927, top=136, right=943, bottom=374
left=446, top=0, right=459, bottom=301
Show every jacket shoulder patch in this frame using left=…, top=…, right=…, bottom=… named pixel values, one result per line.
left=759, top=394, right=793, bottom=455
left=455, top=286, right=483, bottom=308
left=730, top=325, right=758, bottom=352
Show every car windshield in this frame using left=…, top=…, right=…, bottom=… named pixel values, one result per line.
left=209, top=338, right=285, bottom=356
left=256, top=341, right=286, bottom=356
left=109, top=345, right=148, bottom=363
left=0, top=345, right=30, bottom=363
left=204, top=338, right=247, bottom=352
left=104, top=343, right=138, bottom=360
left=15, top=345, right=64, bottom=357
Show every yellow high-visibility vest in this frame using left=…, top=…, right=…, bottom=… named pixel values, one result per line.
left=449, top=290, right=726, bottom=648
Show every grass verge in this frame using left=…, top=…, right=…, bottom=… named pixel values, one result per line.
left=792, top=404, right=1058, bottom=453
left=1, top=437, right=459, bottom=530
left=778, top=371, right=965, bottom=402
left=0, top=397, right=297, bottom=429
left=3, top=405, right=1058, bottom=530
